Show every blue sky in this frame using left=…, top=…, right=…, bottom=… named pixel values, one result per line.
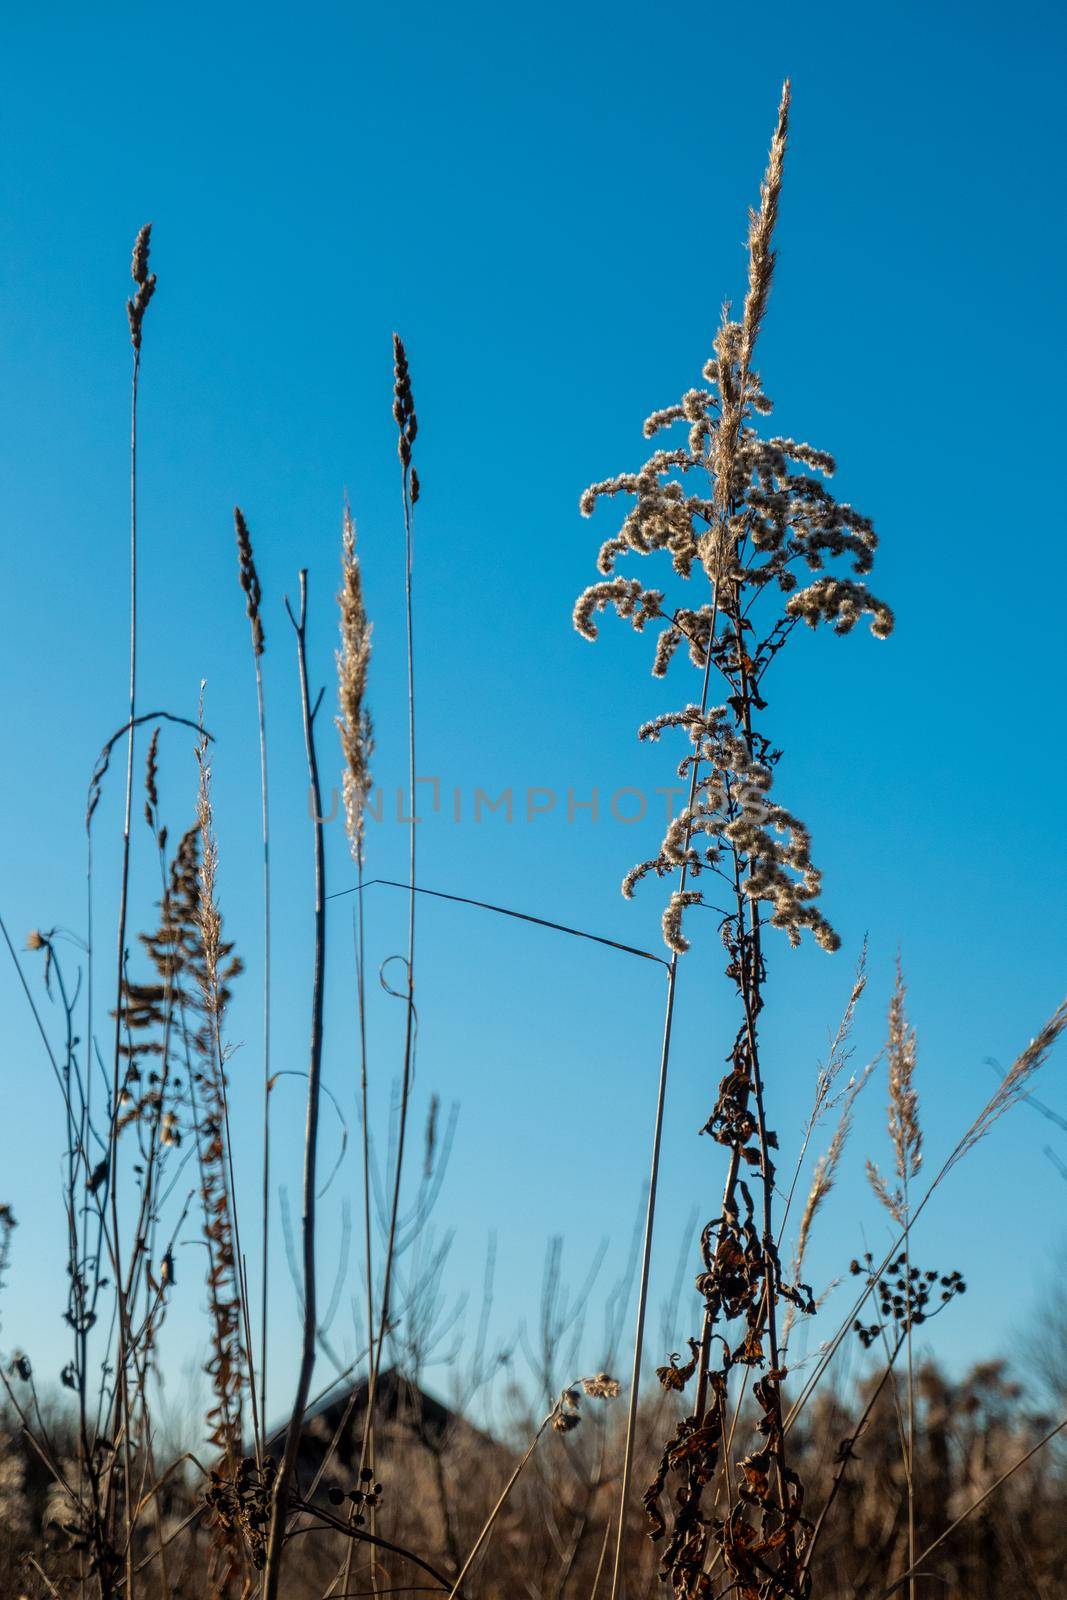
left=1, top=0, right=1065, bottom=1432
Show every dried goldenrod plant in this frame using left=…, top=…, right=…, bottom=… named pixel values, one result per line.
left=574, top=83, right=895, bottom=1600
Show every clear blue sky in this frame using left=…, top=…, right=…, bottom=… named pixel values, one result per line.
left=1, top=0, right=1065, bottom=1431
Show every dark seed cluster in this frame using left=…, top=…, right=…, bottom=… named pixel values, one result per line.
left=850, top=1253, right=966, bottom=1348
left=392, top=333, right=420, bottom=502
left=127, top=223, right=157, bottom=352
left=205, top=1454, right=278, bottom=1570
left=326, top=1464, right=384, bottom=1525
left=234, top=506, right=265, bottom=656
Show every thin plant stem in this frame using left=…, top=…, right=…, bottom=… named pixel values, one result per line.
left=105, top=325, right=142, bottom=1600
left=327, top=877, right=667, bottom=967
left=784, top=995, right=1067, bottom=1438
left=345, top=862, right=376, bottom=1600
left=608, top=636, right=717, bottom=1600
left=799, top=1329, right=906, bottom=1579
left=446, top=1388, right=579, bottom=1600
left=360, top=357, right=418, bottom=1475
left=233, top=504, right=271, bottom=1440
left=903, top=1170, right=916, bottom=1600
left=262, top=571, right=328, bottom=1600
left=588, top=1515, right=613, bottom=1600
left=874, top=1413, right=1067, bottom=1600
left=254, top=626, right=272, bottom=1441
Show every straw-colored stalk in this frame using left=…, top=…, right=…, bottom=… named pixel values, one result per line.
left=233, top=505, right=272, bottom=1445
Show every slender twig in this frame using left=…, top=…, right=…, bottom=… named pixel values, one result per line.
left=784, top=995, right=1067, bottom=1437
left=233, top=505, right=272, bottom=1441
left=105, top=222, right=155, bottom=1600
left=360, top=337, right=419, bottom=1477
left=588, top=1515, right=613, bottom=1600
left=291, top=1500, right=464, bottom=1597
left=609, top=633, right=717, bottom=1600
left=261, top=571, right=328, bottom=1600
left=254, top=616, right=272, bottom=1447
left=327, top=877, right=668, bottom=965
left=903, top=1169, right=916, bottom=1600
left=799, top=1330, right=906, bottom=1578
left=345, top=875, right=375, bottom=1600
left=874, top=1414, right=1067, bottom=1600
left=446, top=1386, right=588, bottom=1600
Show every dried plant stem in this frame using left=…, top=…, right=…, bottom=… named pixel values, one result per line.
left=290, top=1501, right=462, bottom=1597
left=196, top=727, right=261, bottom=1480
left=253, top=624, right=272, bottom=1439
left=233, top=505, right=271, bottom=1438
left=446, top=1387, right=584, bottom=1600
left=588, top=1515, right=613, bottom=1600
left=608, top=640, right=716, bottom=1600
left=785, top=995, right=1067, bottom=1438
left=328, top=877, right=667, bottom=966
left=105, top=315, right=143, bottom=1600
left=262, top=572, right=327, bottom=1600
left=733, top=611, right=793, bottom=1532
left=876, top=1413, right=1067, bottom=1600
left=799, top=1328, right=906, bottom=1579
left=903, top=1171, right=916, bottom=1600
left=344, top=869, right=375, bottom=1600
left=360, top=346, right=418, bottom=1475
left=610, top=961, right=678, bottom=1598
left=98, top=222, right=157, bottom=1599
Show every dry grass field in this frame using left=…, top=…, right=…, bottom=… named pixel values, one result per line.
left=1, top=75, right=1065, bottom=1600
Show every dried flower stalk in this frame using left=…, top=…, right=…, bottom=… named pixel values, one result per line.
left=576, top=82, right=895, bottom=1600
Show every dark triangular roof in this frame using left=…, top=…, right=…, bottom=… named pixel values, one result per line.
left=265, top=1368, right=492, bottom=1487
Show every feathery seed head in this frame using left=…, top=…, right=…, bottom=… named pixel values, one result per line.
left=886, top=959, right=922, bottom=1185
left=336, top=501, right=374, bottom=861
left=582, top=1372, right=621, bottom=1400
left=740, top=81, right=790, bottom=373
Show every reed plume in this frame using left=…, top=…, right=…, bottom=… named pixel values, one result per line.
left=789, top=1062, right=871, bottom=1318
left=336, top=501, right=374, bottom=862
left=867, top=962, right=921, bottom=1225
left=335, top=494, right=376, bottom=1600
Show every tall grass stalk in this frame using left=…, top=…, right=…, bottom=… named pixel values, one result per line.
left=105, top=221, right=156, bottom=1600
left=785, top=993, right=1067, bottom=1440
left=262, top=572, right=328, bottom=1600
left=448, top=1379, right=619, bottom=1600
left=335, top=495, right=376, bottom=1595
left=608, top=641, right=717, bottom=1600
left=233, top=506, right=272, bottom=1444
left=360, top=336, right=419, bottom=1474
